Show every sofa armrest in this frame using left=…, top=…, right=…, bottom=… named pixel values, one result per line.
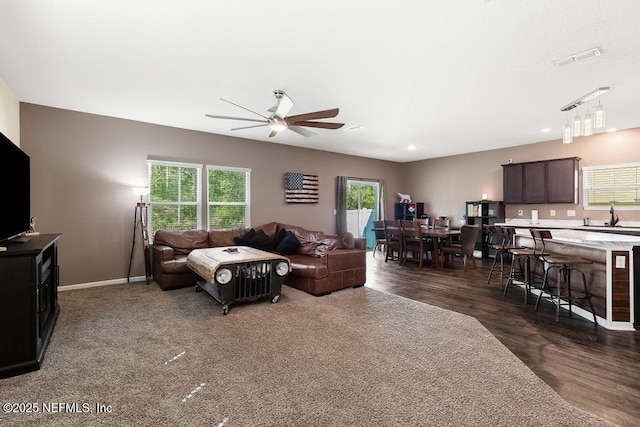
left=354, top=238, right=366, bottom=250
left=325, top=249, right=366, bottom=271
left=152, top=245, right=176, bottom=264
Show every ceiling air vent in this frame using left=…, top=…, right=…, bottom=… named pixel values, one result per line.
left=552, top=47, right=602, bottom=67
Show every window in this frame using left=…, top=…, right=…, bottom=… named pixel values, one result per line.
left=148, top=161, right=202, bottom=236
left=583, top=163, right=640, bottom=209
left=207, top=165, right=251, bottom=229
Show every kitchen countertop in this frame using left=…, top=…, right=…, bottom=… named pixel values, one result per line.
left=496, top=220, right=640, bottom=249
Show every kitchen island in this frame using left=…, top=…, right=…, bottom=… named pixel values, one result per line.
left=497, top=220, right=639, bottom=331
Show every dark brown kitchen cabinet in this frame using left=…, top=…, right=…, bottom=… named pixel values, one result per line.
left=502, top=163, right=523, bottom=204
left=547, top=158, right=579, bottom=203
left=502, top=157, right=579, bottom=204
left=523, top=162, right=546, bottom=203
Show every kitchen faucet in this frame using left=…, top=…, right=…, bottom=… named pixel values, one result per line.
left=608, top=204, right=619, bottom=227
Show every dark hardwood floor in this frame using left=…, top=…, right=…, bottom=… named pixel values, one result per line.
left=364, top=250, right=639, bottom=427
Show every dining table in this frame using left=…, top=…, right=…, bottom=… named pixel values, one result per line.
left=421, top=226, right=462, bottom=268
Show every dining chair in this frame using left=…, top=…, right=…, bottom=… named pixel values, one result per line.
left=383, top=220, right=402, bottom=262
left=372, top=220, right=386, bottom=259
left=440, top=224, right=480, bottom=271
left=432, top=218, right=450, bottom=229
left=400, top=220, right=430, bottom=268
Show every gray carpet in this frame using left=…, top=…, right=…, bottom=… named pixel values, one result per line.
left=0, top=283, right=615, bottom=426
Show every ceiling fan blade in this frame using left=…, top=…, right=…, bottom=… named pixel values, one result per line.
left=289, top=120, right=344, bottom=130
left=274, top=92, right=294, bottom=119
left=205, top=114, right=268, bottom=124
left=288, top=126, right=316, bottom=137
left=220, top=98, right=270, bottom=119
left=285, top=108, right=339, bottom=123
left=231, top=124, right=270, bottom=131
left=268, top=129, right=279, bottom=138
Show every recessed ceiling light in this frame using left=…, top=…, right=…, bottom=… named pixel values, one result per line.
left=408, top=145, right=417, bottom=151
left=606, top=128, right=618, bottom=132
left=344, top=124, right=364, bottom=132
left=541, top=128, right=551, bottom=133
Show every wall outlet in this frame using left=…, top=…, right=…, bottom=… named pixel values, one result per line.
left=550, top=209, right=556, bottom=217
left=567, top=209, right=576, bottom=217
left=517, top=210, right=524, bottom=216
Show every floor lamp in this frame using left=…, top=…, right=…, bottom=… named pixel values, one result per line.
left=127, top=187, right=151, bottom=284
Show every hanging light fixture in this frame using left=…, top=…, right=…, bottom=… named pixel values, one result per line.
left=560, top=87, right=609, bottom=142
left=563, top=121, right=573, bottom=144
left=573, top=110, right=582, bottom=137
left=594, top=98, right=606, bottom=129
left=583, top=108, right=593, bottom=136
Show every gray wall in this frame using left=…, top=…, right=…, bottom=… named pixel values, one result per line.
left=20, top=103, right=404, bottom=286
left=20, top=103, right=640, bottom=287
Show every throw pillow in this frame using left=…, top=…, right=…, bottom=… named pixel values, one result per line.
left=249, top=229, right=277, bottom=251
left=272, top=227, right=287, bottom=248
left=275, top=231, right=300, bottom=255
left=233, top=228, right=256, bottom=245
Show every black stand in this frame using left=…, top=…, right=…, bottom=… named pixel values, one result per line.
left=127, top=201, right=151, bottom=284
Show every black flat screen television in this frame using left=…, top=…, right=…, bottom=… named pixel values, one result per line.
left=0, top=132, right=30, bottom=243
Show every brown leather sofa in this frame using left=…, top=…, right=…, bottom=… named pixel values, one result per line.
left=151, top=222, right=366, bottom=296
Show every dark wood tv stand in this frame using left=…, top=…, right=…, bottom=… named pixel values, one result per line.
left=0, top=233, right=61, bottom=378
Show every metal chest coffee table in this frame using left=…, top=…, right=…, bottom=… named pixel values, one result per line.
left=187, top=246, right=291, bottom=315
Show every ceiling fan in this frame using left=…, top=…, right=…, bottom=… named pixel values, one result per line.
left=206, top=90, right=344, bottom=137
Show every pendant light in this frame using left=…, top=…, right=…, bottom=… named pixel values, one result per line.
left=594, top=98, right=605, bottom=129
left=583, top=105, right=593, bottom=136
left=563, top=115, right=573, bottom=144
left=573, top=111, right=582, bottom=137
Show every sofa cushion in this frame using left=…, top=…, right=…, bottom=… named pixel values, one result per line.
left=154, top=230, right=209, bottom=255
left=292, top=228, right=326, bottom=256
left=249, top=229, right=278, bottom=251
left=255, top=221, right=279, bottom=239
left=275, top=231, right=300, bottom=255
left=317, top=232, right=356, bottom=256
left=210, top=227, right=249, bottom=247
left=287, top=254, right=328, bottom=279
left=234, top=228, right=256, bottom=245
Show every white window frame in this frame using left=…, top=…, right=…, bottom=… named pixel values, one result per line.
left=147, top=160, right=203, bottom=237
left=583, top=162, right=640, bottom=210
left=206, top=165, right=251, bottom=229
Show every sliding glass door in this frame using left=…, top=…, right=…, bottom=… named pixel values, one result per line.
left=346, top=180, right=380, bottom=249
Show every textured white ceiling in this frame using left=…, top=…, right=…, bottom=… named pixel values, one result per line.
left=1, top=0, right=639, bottom=162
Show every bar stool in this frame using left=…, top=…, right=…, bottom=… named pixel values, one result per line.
left=503, top=228, right=542, bottom=303
left=531, top=229, right=598, bottom=325
left=486, top=225, right=508, bottom=288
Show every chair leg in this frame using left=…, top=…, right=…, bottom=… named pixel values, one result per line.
left=487, top=253, right=499, bottom=284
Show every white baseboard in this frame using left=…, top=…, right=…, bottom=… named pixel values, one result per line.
left=59, top=276, right=147, bottom=291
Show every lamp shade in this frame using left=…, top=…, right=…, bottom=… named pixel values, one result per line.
left=583, top=113, right=593, bottom=136
left=563, top=122, right=573, bottom=144
left=594, top=105, right=605, bottom=129
left=132, top=187, right=150, bottom=197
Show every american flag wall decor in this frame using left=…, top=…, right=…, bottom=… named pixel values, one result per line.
left=284, top=172, right=319, bottom=203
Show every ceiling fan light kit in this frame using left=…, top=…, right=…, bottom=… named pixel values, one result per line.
left=206, top=90, right=344, bottom=138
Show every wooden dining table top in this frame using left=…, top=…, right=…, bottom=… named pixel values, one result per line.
left=421, top=227, right=461, bottom=237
